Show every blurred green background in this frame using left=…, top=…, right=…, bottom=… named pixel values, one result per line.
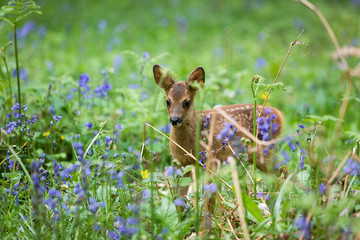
left=1, top=0, right=359, bottom=141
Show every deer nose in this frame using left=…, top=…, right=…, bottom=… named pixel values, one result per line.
left=170, top=117, right=182, bottom=126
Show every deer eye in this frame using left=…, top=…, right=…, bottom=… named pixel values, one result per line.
left=166, top=99, right=171, bottom=108
left=183, top=100, right=191, bottom=108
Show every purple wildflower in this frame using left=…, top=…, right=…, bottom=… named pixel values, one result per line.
left=114, top=55, right=124, bottom=73
left=343, top=158, right=359, bottom=176
left=165, top=166, right=175, bottom=176
left=319, top=183, right=326, bottom=195
left=294, top=215, right=311, bottom=239
left=84, top=122, right=93, bottom=129
left=204, top=183, right=217, bottom=194
left=11, top=103, right=21, bottom=111
left=104, top=136, right=112, bottom=147
left=254, top=57, right=267, bottom=70
left=142, top=52, right=150, bottom=59
left=88, top=197, right=105, bottom=214
left=299, top=155, right=305, bottom=169
left=174, top=198, right=185, bottom=207
left=19, top=21, right=35, bottom=38
left=79, top=73, right=91, bottom=94
left=142, top=189, right=151, bottom=199
left=108, top=231, right=120, bottom=240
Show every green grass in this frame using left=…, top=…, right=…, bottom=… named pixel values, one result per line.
left=0, top=0, right=360, bottom=239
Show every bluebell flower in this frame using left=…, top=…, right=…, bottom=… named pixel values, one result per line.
left=97, top=20, right=107, bottom=31
left=174, top=198, right=185, bottom=207
left=79, top=73, right=91, bottom=95
left=38, top=25, right=46, bottom=38
left=105, top=136, right=112, bottom=147
left=88, top=197, right=105, bottom=214
left=126, top=203, right=139, bottom=214
left=256, top=192, right=270, bottom=200
left=165, top=123, right=171, bottom=133
left=12, top=68, right=28, bottom=81
left=122, top=153, right=126, bottom=159
left=31, top=115, right=38, bottom=124
left=129, top=83, right=140, bottom=89
left=299, top=155, right=305, bottom=169
left=289, top=141, right=296, bottom=152
left=116, top=171, right=124, bottom=189
left=319, top=183, right=326, bottom=195
left=11, top=103, right=21, bottom=111
left=176, top=169, right=182, bottom=176
left=217, top=122, right=232, bottom=140
left=93, top=223, right=101, bottom=231
left=254, top=57, right=267, bottom=70
left=294, top=215, right=311, bottom=239
left=73, top=142, right=84, bottom=158
left=84, top=122, right=93, bottom=129
left=343, top=158, right=359, bottom=176
left=165, top=166, right=175, bottom=176
left=108, top=231, right=120, bottom=240
left=176, top=16, right=187, bottom=33
left=53, top=161, right=63, bottom=175
left=114, top=55, right=124, bottom=73
left=281, top=151, right=290, bottom=165
left=19, top=21, right=35, bottom=38
left=53, top=115, right=62, bottom=122
left=127, top=217, right=139, bottom=225
left=142, top=52, right=150, bottom=59
left=142, top=189, right=151, bottom=199
left=204, top=183, right=217, bottom=194
left=140, top=90, right=148, bottom=100
left=94, top=81, right=112, bottom=98
left=74, top=183, right=86, bottom=202
left=263, top=147, right=268, bottom=156
left=5, top=121, right=17, bottom=134
left=46, top=61, right=53, bottom=74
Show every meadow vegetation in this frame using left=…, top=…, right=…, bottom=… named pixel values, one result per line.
left=0, top=0, right=360, bottom=239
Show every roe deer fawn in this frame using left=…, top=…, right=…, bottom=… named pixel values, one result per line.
left=153, top=64, right=283, bottom=189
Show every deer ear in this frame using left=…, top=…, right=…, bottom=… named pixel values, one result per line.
left=153, top=64, right=175, bottom=90
left=187, top=67, right=205, bottom=87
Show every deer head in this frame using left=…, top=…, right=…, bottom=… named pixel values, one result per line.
left=153, top=64, right=205, bottom=127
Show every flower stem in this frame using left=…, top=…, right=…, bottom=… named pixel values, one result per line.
left=1, top=44, right=13, bottom=117
left=251, top=77, right=257, bottom=199
left=14, top=22, right=22, bottom=108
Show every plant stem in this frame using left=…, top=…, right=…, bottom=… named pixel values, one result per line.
left=14, top=22, right=21, bottom=108
left=194, top=89, right=206, bottom=235
left=251, top=78, right=257, bottom=199
left=2, top=51, right=13, bottom=117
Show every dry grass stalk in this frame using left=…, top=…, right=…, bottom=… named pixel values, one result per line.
left=229, top=156, right=250, bottom=240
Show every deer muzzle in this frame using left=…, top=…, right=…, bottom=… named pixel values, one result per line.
left=170, top=117, right=183, bottom=126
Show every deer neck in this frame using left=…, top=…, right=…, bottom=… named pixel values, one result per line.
left=169, top=108, right=198, bottom=164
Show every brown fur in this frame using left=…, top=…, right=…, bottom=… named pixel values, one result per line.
left=153, top=64, right=283, bottom=171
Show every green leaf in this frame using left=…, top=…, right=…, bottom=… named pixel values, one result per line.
left=96, top=185, right=117, bottom=202
left=274, top=173, right=294, bottom=231
left=156, top=197, right=178, bottom=226
left=179, top=177, right=191, bottom=187
left=296, top=170, right=310, bottom=187
left=345, top=131, right=360, bottom=143
left=0, top=0, right=42, bottom=25
left=241, top=191, right=265, bottom=223
left=306, top=114, right=339, bottom=124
